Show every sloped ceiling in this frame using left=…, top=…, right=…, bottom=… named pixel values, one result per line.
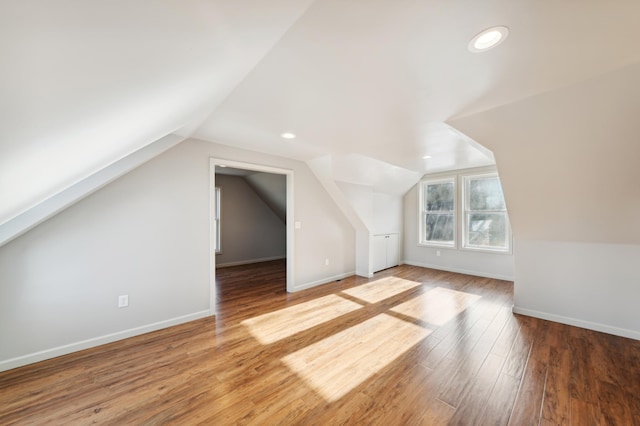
left=215, top=167, right=286, bottom=222
left=450, top=62, right=640, bottom=244
left=244, top=173, right=287, bottom=223
left=0, top=0, right=314, bottom=225
left=195, top=1, right=640, bottom=170
left=3, top=1, right=640, bottom=246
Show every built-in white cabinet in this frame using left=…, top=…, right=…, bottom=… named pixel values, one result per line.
left=372, top=234, right=399, bottom=273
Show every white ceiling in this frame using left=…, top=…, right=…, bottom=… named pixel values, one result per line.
left=3, top=0, right=640, bottom=226
left=0, top=0, right=314, bottom=224
left=195, top=0, right=640, bottom=172
left=451, top=61, right=640, bottom=244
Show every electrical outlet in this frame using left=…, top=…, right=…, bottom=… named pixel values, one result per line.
left=118, top=295, right=129, bottom=308
left=436, top=250, right=441, bottom=257
left=325, top=258, right=329, bottom=266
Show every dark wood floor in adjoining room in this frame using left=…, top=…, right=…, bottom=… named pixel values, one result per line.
left=1, top=261, right=640, bottom=425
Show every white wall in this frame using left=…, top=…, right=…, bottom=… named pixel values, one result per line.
left=0, top=133, right=186, bottom=248
left=0, top=140, right=210, bottom=370
left=451, top=63, right=640, bottom=246
left=513, top=240, right=640, bottom=339
left=336, top=182, right=374, bottom=230
left=305, top=157, right=371, bottom=278
left=0, top=138, right=355, bottom=371
left=215, top=174, right=286, bottom=267
left=450, top=63, right=640, bottom=338
left=335, top=182, right=403, bottom=235
left=335, top=181, right=404, bottom=276
left=373, top=192, right=402, bottom=236
left=403, top=174, right=515, bottom=281
left=0, top=1, right=316, bottom=227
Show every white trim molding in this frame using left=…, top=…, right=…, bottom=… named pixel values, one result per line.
left=0, top=310, right=211, bottom=373
left=216, top=255, right=286, bottom=268
left=403, top=260, right=514, bottom=281
left=0, top=133, right=185, bottom=248
left=292, top=271, right=356, bottom=292
left=512, top=306, right=640, bottom=341
left=209, top=158, right=295, bottom=310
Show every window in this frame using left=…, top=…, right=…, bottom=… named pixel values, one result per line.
left=419, top=178, right=456, bottom=247
left=417, top=169, right=512, bottom=254
left=214, top=186, right=221, bottom=253
left=463, top=174, right=510, bottom=252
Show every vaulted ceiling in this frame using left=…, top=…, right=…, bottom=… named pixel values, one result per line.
left=3, top=1, right=640, bottom=243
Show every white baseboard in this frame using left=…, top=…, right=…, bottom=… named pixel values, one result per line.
left=292, top=271, right=355, bottom=292
left=402, top=260, right=514, bottom=281
left=512, top=306, right=640, bottom=341
left=0, top=310, right=212, bottom=373
left=355, top=270, right=374, bottom=278
left=216, top=255, right=286, bottom=268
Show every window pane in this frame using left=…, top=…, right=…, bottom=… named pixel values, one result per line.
left=426, top=182, right=454, bottom=211
left=425, top=213, right=454, bottom=243
left=466, top=213, right=507, bottom=249
left=469, top=177, right=505, bottom=211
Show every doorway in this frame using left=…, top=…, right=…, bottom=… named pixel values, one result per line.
left=209, top=158, right=294, bottom=313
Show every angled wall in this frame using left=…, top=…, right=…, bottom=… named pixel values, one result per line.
left=215, top=174, right=286, bottom=267
left=244, top=172, right=287, bottom=222
left=0, top=133, right=185, bottom=247
left=450, top=62, right=640, bottom=339
left=308, top=155, right=412, bottom=277
left=0, top=138, right=355, bottom=371
left=0, top=0, right=315, bottom=228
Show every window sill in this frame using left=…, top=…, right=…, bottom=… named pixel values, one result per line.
left=461, top=246, right=512, bottom=255
left=418, top=242, right=457, bottom=249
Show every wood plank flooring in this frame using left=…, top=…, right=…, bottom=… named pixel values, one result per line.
left=1, top=261, right=640, bottom=425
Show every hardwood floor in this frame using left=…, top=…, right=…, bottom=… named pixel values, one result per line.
left=1, top=261, right=640, bottom=425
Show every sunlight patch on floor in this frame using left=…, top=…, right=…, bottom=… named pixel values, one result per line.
left=282, top=314, right=432, bottom=402
left=341, top=276, right=421, bottom=304
left=391, top=287, right=481, bottom=326
left=241, top=294, right=362, bottom=344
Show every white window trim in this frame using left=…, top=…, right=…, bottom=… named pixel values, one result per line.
left=214, top=186, right=221, bottom=254
left=418, top=177, right=457, bottom=248
left=416, top=167, right=513, bottom=255
left=460, top=172, right=512, bottom=254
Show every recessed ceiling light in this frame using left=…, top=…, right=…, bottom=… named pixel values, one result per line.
left=423, top=155, right=432, bottom=159
left=218, top=165, right=227, bottom=168
left=468, top=26, right=509, bottom=53
left=280, top=132, right=296, bottom=139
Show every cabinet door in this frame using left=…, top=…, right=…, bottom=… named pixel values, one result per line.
left=372, top=235, right=387, bottom=272
left=386, top=234, right=399, bottom=267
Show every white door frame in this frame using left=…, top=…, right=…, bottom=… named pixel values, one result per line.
left=209, top=158, right=294, bottom=314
